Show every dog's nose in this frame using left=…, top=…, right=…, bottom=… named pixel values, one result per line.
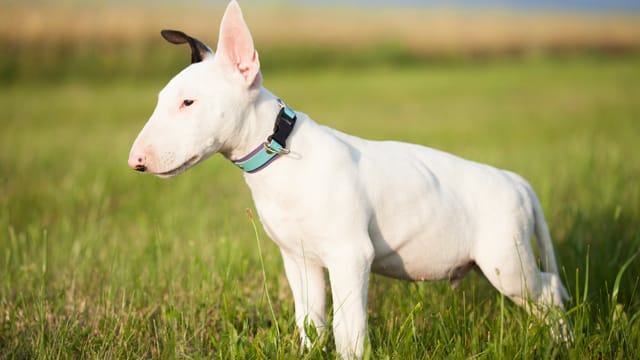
left=128, top=153, right=147, bottom=172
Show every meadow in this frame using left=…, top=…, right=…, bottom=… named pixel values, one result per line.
left=1, top=3, right=640, bottom=359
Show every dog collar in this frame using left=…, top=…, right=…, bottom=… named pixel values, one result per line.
left=232, top=100, right=297, bottom=173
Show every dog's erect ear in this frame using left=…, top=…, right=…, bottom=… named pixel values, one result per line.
left=161, top=29, right=213, bottom=64
left=216, top=1, right=261, bottom=88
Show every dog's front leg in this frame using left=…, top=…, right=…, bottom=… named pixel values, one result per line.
left=281, top=251, right=327, bottom=349
left=328, top=244, right=374, bottom=359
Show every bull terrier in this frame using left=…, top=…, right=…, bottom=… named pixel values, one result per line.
left=128, top=1, right=569, bottom=357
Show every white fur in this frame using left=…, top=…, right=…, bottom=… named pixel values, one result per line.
left=129, top=1, right=569, bottom=357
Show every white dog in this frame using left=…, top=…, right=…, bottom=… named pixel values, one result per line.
left=128, top=1, right=569, bottom=357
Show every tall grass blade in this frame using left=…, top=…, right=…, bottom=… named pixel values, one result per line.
left=612, top=251, right=639, bottom=305
left=246, top=209, right=281, bottom=339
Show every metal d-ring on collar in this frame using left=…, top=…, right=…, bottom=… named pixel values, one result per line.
left=232, top=100, right=297, bottom=173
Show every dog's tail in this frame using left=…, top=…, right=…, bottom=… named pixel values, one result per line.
left=531, top=189, right=570, bottom=300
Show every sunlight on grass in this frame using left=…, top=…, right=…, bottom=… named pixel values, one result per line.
left=1, top=53, right=639, bottom=357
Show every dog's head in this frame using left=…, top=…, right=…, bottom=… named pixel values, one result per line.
left=128, top=1, right=260, bottom=177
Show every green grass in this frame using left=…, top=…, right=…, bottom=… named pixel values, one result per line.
left=1, top=54, right=640, bottom=358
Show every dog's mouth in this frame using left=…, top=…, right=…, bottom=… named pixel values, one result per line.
left=156, top=155, right=201, bottom=178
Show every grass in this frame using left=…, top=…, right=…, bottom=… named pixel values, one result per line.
left=1, top=50, right=640, bottom=358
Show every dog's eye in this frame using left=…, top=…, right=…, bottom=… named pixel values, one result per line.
left=182, top=99, right=195, bottom=107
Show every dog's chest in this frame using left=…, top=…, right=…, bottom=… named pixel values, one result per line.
left=245, top=177, right=328, bottom=264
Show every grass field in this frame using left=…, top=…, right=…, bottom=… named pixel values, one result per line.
left=1, top=3, right=640, bottom=357
left=2, top=54, right=639, bottom=358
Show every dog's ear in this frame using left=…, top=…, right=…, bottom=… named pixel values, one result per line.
left=161, top=29, right=213, bottom=64
left=216, top=0, right=261, bottom=88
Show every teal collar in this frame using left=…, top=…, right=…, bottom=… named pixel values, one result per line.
left=232, top=101, right=297, bottom=173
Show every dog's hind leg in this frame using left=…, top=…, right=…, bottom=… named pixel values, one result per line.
left=474, top=231, right=571, bottom=342
left=531, top=271, right=574, bottom=342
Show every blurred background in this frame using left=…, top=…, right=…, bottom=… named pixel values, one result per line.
left=2, top=0, right=640, bottom=83
left=1, top=0, right=639, bottom=357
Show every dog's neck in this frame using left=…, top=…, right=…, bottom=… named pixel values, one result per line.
left=219, top=87, right=284, bottom=162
